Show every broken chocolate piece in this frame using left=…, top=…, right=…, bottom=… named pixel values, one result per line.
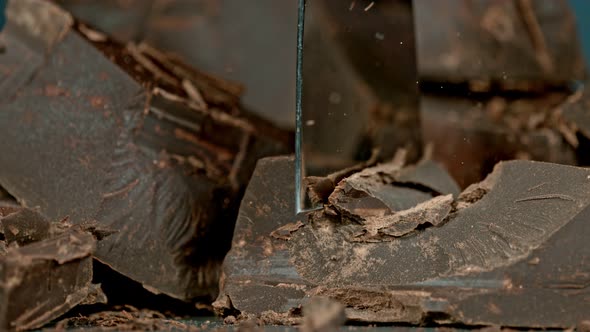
left=57, top=0, right=298, bottom=128
left=415, top=0, right=585, bottom=86
left=54, top=306, right=194, bottom=331
left=329, top=159, right=459, bottom=223
left=215, top=156, right=306, bottom=317
left=305, top=149, right=381, bottom=205
left=422, top=93, right=577, bottom=187
left=0, top=207, right=50, bottom=246
left=218, top=156, right=590, bottom=328
left=270, top=221, right=305, bottom=241
left=0, top=0, right=290, bottom=302
left=55, top=0, right=153, bottom=43
left=0, top=226, right=96, bottom=331
left=79, top=283, right=108, bottom=306
left=357, top=194, right=453, bottom=240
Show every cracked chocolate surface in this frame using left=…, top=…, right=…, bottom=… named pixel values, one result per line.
left=218, top=156, right=590, bottom=328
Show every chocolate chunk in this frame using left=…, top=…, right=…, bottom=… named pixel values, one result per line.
left=57, top=0, right=298, bottom=128
left=356, top=194, right=453, bottom=240
left=218, top=156, right=590, bottom=327
left=329, top=159, right=459, bottom=222
left=55, top=0, right=153, bottom=43
left=54, top=306, right=191, bottom=331
left=0, top=0, right=290, bottom=302
left=0, top=207, right=50, bottom=246
left=0, top=226, right=96, bottom=331
left=396, top=160, right=461, bottom=197
left=422, top=94, right=577, bottom=187
left=415, top=0, right=585, bottom=87
left=270, top=221, right=305, bottom=241
left=215, top=156, right=305, bottom=316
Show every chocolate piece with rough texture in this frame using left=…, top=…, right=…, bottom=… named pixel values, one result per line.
left=0, top=208, right=97, bottom=331
left=0, top=207, right=51, bottom=246
left=329, top=158, right=460, bottom=222
left=415, top=0, right=585, bottom=87
left=217, top=156, right=590, bottom=328
left=57, top=0, right=298, bottom=129
left=0, top=0, right=290, bottom=302
left=422, top=93, right=577, bottom=187
left=55, top=0, right=153, bottom=43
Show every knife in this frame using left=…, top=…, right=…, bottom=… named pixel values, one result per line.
left=295, top=0, right=421, bottom=212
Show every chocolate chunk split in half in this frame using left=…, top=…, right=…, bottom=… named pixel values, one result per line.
left=217, top=156, right=590, bottom=328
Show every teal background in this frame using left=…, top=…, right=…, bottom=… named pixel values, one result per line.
left=571, top=0, right=590, bottom=66
left=0, top=0, right=6, bottom=32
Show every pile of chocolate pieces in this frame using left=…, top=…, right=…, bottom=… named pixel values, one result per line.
left=1, top=0, right=590, bottom=331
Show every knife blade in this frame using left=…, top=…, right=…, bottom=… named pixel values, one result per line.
left=295, top=0, right=421, bottom=212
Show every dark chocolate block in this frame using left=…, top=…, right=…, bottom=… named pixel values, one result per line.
left=0, top=207, right=97, bottom=331
left=217, top=156, right=590, bottom=328
left=0, top=0, right=289, bottom=302
left=57, top=0, right=299, bottom=128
